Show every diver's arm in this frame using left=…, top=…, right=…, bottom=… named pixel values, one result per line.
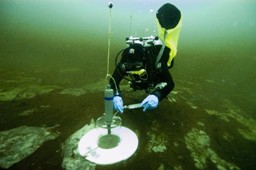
left=140, top=69, right=174, bottom=112
left=109, top=67, right=125, bottom=95
left=110, top=67, right=126, bottom=113
left=151, top=69, right=175, bottom=101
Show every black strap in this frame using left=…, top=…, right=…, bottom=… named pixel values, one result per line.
left=155, top=30, right=167, bottom=69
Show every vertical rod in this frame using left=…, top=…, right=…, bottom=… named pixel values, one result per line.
left=107, top=125, right=111, bottom=135
left=106, top=2, right=113, bottom=77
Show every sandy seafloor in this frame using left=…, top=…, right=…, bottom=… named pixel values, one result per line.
left=0, top=0, right=256, bottom=169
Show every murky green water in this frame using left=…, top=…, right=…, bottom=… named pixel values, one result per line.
left=0, top=0, right=255, bottom=169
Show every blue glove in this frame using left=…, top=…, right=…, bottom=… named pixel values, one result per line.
left=113, top=96, right=124, bottom=113
left=140, top=94, right=159, bottom=112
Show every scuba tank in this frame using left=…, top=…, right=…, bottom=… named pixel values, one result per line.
left=114, top=3, right=182, bottom=92
left=115, top=36, right=163, bottom=91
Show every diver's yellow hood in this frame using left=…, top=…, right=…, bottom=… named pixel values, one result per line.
left=157, top=17, right=182, bottom=67
left=156, top=3, right=182, bottom=67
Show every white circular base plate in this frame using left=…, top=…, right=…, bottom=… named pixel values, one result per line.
left=78, top=126, right=138, bottom=165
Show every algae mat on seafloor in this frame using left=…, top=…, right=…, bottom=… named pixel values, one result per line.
left=0, top=126, right=59, bottom=169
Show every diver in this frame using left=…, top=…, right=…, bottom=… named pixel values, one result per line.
left=110, top=3, right=182, bottom=113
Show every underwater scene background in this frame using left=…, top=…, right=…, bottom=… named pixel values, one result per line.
left=0, top=0, right=255, bottom=169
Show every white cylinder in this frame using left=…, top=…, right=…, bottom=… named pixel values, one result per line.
left=104, top=86, right=114, bottom=125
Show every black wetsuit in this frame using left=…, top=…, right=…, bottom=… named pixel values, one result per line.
left=110, top=43, right=175, bottom=101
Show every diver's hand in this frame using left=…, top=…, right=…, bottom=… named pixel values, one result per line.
left=113, top=96, right=124, bottom=113
left=140, top=94, right=159, bottom=112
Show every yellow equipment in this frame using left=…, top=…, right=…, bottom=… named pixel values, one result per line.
left=156, top=3, right=182, bottom=67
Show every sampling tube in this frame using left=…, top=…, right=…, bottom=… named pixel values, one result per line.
left=104, top=85, right=114, bottom=134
